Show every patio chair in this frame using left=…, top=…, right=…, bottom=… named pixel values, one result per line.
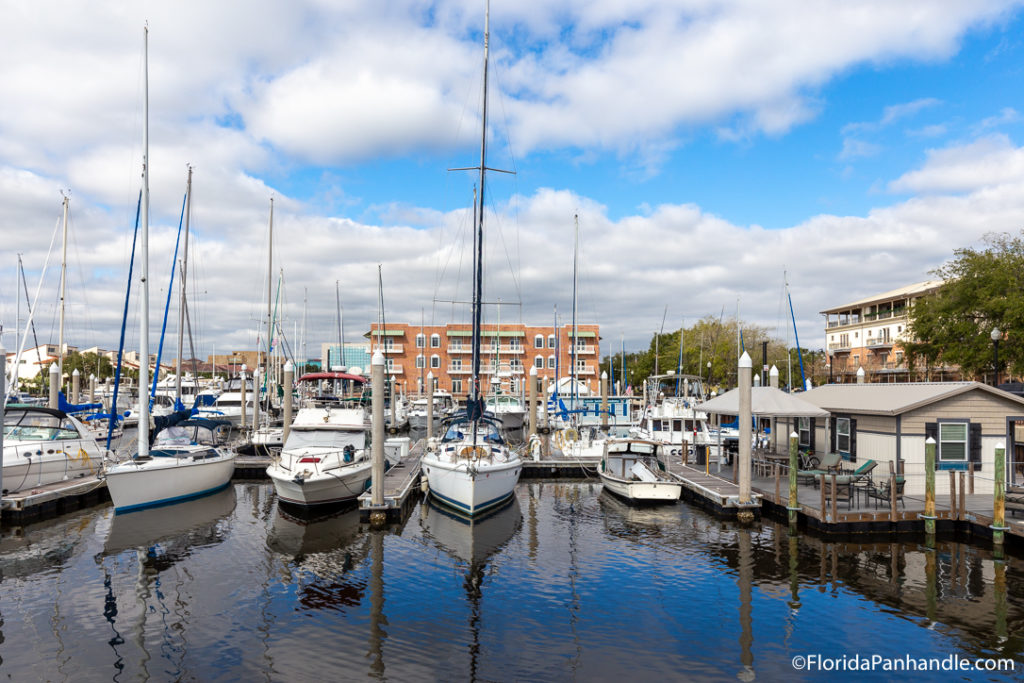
left=1006, top=484, right=1024, bottom=517
left=823, top=460, right=878, bottom=509
left=868, top=475, right=906, bottom=510
left=797, top=452, right=845, bottom=485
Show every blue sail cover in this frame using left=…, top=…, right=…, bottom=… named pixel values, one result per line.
left=57, top=391, right=102, bottom=415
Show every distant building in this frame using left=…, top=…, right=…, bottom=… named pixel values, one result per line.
left=320, top=342, right=372, bottom=374
left=820, top=280, right=963, bottom=383
left=366, top=322, right=601, bottom=399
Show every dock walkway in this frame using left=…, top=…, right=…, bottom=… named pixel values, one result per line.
left=665, top=461, right=762, bottom=514
left=358, top=440, right=425, bottom=522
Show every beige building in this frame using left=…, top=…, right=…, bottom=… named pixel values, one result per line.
left=820, top=280, right=963, bottom=383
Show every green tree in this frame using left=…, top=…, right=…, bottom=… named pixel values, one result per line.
left=905, top=231, right=1024, bottom=380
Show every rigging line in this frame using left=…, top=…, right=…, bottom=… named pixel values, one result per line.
left=18, top=255, right=42, bottom=362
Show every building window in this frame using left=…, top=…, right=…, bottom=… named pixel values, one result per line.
left=939, top=422, right=968, bottom=465
left=798, top=417, right=811, bottom=448
left=452, top=379, right=463, bottom=394
left=451, top=358, right=463, bottom=371
left=547, top=334, right=556, bottom=349
left=510, top=358, right=522, bottom=371
left=430, top=354, right=441, bottom=369
left=534, top=356, right=544, bottom=368
left=836, top=417, right=851, bottom=455
left=509, top=337, right=522, bottom=350
left=548, top=355, right=556, bottom=369
left=415, top=354, right=425, bottom=369
left=430, top=334, right=441, bottom=348
left=534, top=335, right=544, bottom=349
left=415, top=333, right=425, bottom=348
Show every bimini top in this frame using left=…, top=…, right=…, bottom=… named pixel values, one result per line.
left=297, top=372, right=366, bottom=383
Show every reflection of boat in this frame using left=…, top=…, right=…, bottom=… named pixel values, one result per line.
left=0, top=508, right=99, bottom=579
left=2, top=405, right=105, bottom=493
left=266, top=406, right=372, bottom=506
left=598, top=487, right=681, bottom=530
left=419, top=495, right=522, bottom=566
left=267, top=503, right=362, bottom=559
left=102, top=484, right=236, bottom=558
left=598, top=439, right=681, bottom=503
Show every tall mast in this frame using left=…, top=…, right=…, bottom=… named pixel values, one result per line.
left=470, top=0, right=491, bottom=409
left=302, top=287, right=307, bottom=372
left=138, top=25, right=151, bottom=457
left=335, top=281, right=342, bottom=369
left=569, top=214, right=577, bottom=409
left=58, top=192, right=69, bottom=383
left=264, top=198, right=274, bottom=413
left=175, top=165, right=192, bottom=402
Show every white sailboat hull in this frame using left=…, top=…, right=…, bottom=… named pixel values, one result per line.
left=423, top=455, right=521, bottom=516
left=105, top=449, right=236, bottom=513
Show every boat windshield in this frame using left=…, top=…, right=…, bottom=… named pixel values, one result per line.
left=441, top=419, right=504, bottom=444
left=486, top=396, right=521, bottom=409
left=3, top=412, right=81, bottom=441
left=153, top=423, right=224, bottom=446
left=607, top=441, right=656, bottom=456
left=284, top=429, right=366, bottom=451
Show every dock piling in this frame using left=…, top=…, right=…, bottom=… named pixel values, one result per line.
left=72, top=368, right=80, bottom=404
left=787, top=431, right=798, bottom=528
left=528, top=367, right=536, bottom=440
left=737, top=352, right=752, bottom=511
left=600, top=371, right=608, bottom=430
left=426, top=371, right=434, bottom=443
left=889, top=461, right=897, bottom=521
left=949, top=470, right=957, bottom=520
left=993, top=441, right=1007, bottom=547
left=370, top=351, right=386, bottom=525
left=924, top=437, right=936, bottom=538
left=49, top=362, right=59, bottom=409
left=1, top=344, right=6, bottom=504
left=240, top=365, right=248, bottom=428
left=282, top=361, right=293, bottom=445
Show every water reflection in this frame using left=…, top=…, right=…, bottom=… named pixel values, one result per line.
left=266, top=503, right=369, bottom=612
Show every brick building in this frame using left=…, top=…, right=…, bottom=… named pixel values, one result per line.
left=367, top=322, right=601, bottom=399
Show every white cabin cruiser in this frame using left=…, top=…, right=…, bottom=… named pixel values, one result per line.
left=598, top=439, right=682, bottom=503
left=2, top=405, right=105, bottom=494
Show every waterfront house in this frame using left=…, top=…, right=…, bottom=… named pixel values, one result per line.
left=779, top=382, right=1024, bottom=495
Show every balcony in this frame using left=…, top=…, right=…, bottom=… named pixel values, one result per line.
left=448, top=345, right=470, bottom=353
left=571, top=345, right=596, bottom=355
left=373, top=344, right=404, bottom=354
left=575, top=365, right=596, bottom=376
left=384, top=365, right=404, bottom=375
left=447, top=365, right=470, bottom=374
left=865, top=338, right=894, bottom=349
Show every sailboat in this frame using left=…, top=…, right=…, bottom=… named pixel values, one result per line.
left=422, top=1, right=522, bottom=516
left=104, top=28, right=237, bottom=513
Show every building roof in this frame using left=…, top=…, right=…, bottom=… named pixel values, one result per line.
left=802, top=382, right=1024, bottom=416
left=819, top=280, right=943, bottom=315
left=699, top=386, right=830, bottom=418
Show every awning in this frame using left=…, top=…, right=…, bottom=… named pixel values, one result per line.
left=698, top=387, right=829, bottom=418
left=568, top=331, right=596, bottom=338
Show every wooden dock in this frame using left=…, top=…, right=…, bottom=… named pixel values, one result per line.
left=665, top=461, right=763, bottom=516
left=358, top=440, right=425, bottom=523
left=1, top=476, right=109, bottom=524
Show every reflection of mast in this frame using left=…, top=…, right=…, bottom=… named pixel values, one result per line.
left=368, top=530, right=386, bottom=677
left=737, top=529, right=755, bottom=681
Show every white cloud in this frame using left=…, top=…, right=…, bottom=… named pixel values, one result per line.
left=888, top=134, right=1024, bottom=194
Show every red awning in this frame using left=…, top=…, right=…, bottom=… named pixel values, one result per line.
left=296, top=372, right=366, bottom=383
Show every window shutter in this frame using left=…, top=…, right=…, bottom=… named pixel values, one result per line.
left=850, top=418, right=857, bottom=463
left=969, top=422, right=982, bottom=471
left=810, top=417, right=817, bottom=452
left=925, top=422, right=938, bottom=469
left=830, top=417, right=836, bottom=453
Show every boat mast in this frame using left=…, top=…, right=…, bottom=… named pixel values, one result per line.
left=469, top=0, right=491, bottom=417
left=335, top=280, right=342, bottom=369
left=175, top=165, right=192, bottom=403
left=138, top=25, right=151, bottom=457
left=264, top=198, right=274, bottom=417
left=58, top=192, right=69, bottom=384
left=571, top=213, right=579, bottom=414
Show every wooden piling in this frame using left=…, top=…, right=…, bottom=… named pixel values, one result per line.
left=993, top=441, right=1007, bottom=547
left=600, top=370, right=609, bottom=430
left=830, top=472, right=837, bottom=521
left=426, top=371, right=434, bottom=443
left=958, top=471, right=965, bottom=523
left=738, top=352, right=752, bottom=504
left=819, top=473, right=826, bottom=518
left=968, top=462, right=975, bottom=495
left=924, top=437, right=936, bottom=537
left=370, top=352, right=386, bottom=519
left=949, top=470, right=957, bottom=520
left=788, top=431, right=799, bottom=527
left=389, top=375, right=397, bottom=430
left=1, top=344, right=6, bottom=501
left=889, top=461, right=897, bottom=521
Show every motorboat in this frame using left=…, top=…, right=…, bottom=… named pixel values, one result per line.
left=407, top=391, right=456, bottom=430
left=2, top=405, right=105, bottom=494
left=266, top=406, right=372, bottom=507
left=597, top=439, right=682, bottom=503
left=104, top=416, right=237, bottom=513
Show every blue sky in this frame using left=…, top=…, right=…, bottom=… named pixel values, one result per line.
left=3, top=0, right=1024, bottom=365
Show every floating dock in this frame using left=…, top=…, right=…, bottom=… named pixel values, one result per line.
left=358, top=440, right=425, bottom=522
left=1, top=476, right=109, bottom=524
left=665, top=461, right=763, bottom=517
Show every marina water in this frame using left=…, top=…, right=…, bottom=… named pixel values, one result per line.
left=1, top=480, right=1022, bottom=680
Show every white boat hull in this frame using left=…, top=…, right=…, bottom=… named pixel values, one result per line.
left=105, top=450, right=236, bottom=513
left=267, top=459, right=372, bottom=506
left=423, top=456, right=521, bottom=516
left=599, top=471, right=682, bottom=502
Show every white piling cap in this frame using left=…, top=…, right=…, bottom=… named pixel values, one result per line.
left=770, top=365, right=779, bottom=376
left=427, top=371, right=433, bottom=379
left=925, top=437, right=936, bottom=444
left=50, top=363, right=59, bottom=374
left=390, top=375, right=396, bottom=382
left=856, top=366, right=865, bottom=377
left=529, top=366, right=538, bottom=376
left=739, top=351, right=752, bottom=368
left=72, top=368, right=80, bottom=376
left=241, top=364, right=248, bottom=371
left=790, top=431, right=798, bottom=438
left=996, top=441, right=1006, bottom=450
left=371, top=351, right=385, bottom=365
left=601, top=370, right=608, bottom=379
left=284, top=361, right=293, bottom=372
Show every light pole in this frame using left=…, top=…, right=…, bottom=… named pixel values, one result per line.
left=991, top=327, right=1002, bottom=387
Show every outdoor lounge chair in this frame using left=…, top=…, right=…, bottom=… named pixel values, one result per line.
left=868, top=475, right=906, bottom=509
left=1006, top=484, right=1024, bottom=517
left=821, top=460, right=878, bottom=509
left=796, top=452, right=844, bottom=484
